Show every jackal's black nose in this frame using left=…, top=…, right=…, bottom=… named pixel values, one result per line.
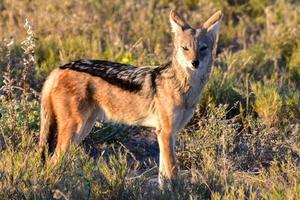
left=192, top=60, right=199, bottom=68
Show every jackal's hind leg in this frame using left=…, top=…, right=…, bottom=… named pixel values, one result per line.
left=50, top=108, right=99, bottom=165
left=73, top=110, right=98, bottom=146
left=49, top=119, right=81, bottom=164
left=50, top=111, right=88, bottom=164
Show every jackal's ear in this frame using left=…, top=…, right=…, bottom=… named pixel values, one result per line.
left=170, top=10, right=190, bottom=33
left=203, top=10, right=223, bottom=39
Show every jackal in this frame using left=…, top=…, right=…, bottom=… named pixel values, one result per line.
left=39, top=10, right=222, bottom=185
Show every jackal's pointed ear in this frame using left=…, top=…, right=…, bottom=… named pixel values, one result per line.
left=170, top=10, right=190, bottom=33
left=203, top=10, right=223, bottom=39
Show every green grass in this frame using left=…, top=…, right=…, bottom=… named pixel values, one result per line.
left=0, top=0, right=299, bottom=199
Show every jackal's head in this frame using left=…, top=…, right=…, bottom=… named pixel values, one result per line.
left=170, top=10, right=222, bottom=72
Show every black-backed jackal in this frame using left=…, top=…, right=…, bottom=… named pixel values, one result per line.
left=39, top=10, right=222, bottom=186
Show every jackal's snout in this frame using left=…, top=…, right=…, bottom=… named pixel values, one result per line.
left=192, top=60, right=199, bottom=68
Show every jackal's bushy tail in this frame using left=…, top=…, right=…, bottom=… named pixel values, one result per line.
left=39, top=70, right=58, bottom=163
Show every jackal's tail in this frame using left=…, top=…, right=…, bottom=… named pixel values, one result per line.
left=39, top=70, right=58, bottom=163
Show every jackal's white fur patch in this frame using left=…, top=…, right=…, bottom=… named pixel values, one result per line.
left=176, top=49, right=193, bottom=69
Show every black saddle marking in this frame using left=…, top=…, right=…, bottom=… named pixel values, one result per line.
left=60, top=59, right=170, bottom=92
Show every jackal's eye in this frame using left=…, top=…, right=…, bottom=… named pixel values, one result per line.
left=182, top=46, right=189, bottom=51
left=199, top=44, right=208, bottom=52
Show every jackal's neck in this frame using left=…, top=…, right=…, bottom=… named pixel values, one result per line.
left=165, top=59, right=191, bottom=92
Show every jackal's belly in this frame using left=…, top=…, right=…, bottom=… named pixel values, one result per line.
left=96, top=108, right=158, bottom=128
left=94, top=94, right=158, bottom=128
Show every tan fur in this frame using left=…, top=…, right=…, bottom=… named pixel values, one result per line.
left=39, top=10, right=222, bottom=186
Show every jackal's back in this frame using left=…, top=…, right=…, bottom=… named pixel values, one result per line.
left=60, top=59, right=170, bottom=93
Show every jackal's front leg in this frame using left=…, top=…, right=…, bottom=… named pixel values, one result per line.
left=157, top=128, right=177, bottom=186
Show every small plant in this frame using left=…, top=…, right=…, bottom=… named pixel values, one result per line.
left=252, top=82, right=282, bottom=127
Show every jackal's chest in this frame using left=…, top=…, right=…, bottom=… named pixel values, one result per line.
left=184, top=83, right=206, bottom=110
left=169, top=107, right=197, bottom=133
left=174, top=77, right=208, bottom=130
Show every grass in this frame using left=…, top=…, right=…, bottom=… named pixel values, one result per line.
left=0, top=0, right=299, bottom=199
